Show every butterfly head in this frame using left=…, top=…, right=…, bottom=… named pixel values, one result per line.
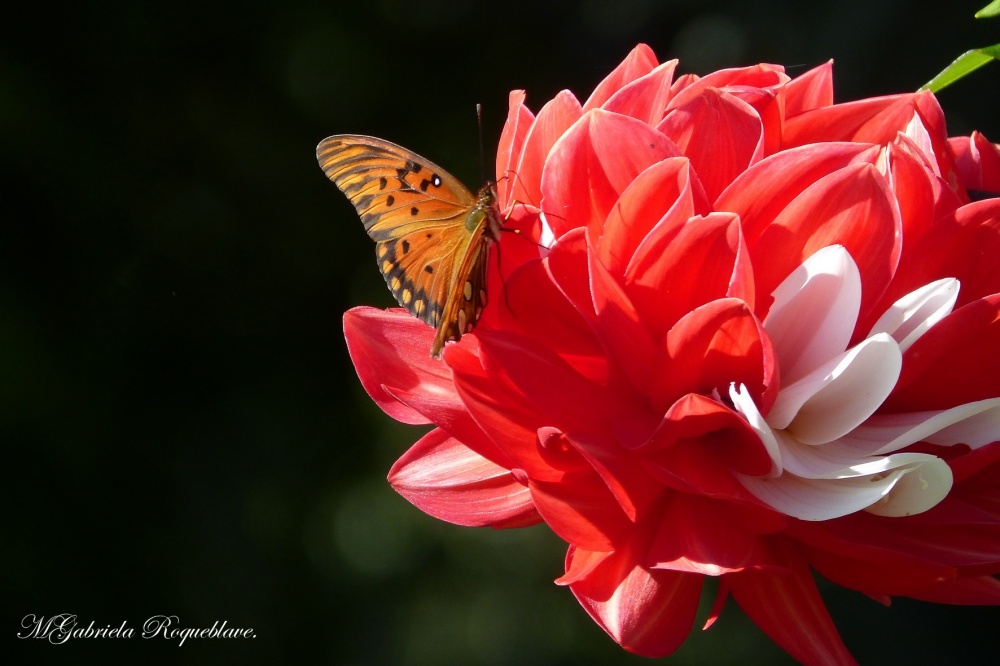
left=474, top=183, right=504, bottom=243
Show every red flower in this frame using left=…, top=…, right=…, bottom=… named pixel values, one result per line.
left=345, top=44, right=1000, bottom=664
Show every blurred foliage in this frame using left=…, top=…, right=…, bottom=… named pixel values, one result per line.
left=3, top=1, right=999, bottom=664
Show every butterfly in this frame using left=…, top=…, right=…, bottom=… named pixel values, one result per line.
left=317, top=135, right=503, bottom=358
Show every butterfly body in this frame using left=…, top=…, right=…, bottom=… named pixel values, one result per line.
left=317, top=134, right=501, bottom=358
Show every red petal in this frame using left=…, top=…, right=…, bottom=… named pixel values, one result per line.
left=596, top=157, right=709, bottom=276
left=344, top=307, right=451, bottom=425
left=496, top=90, right=535, bottom=208
left=717, top=142, right=879, bottom=244
left=949, top=131, right=1000, bottom=194
left=541, top=109, right=682, bottom=238
left=568, top=543, right=704, bottom=657
left=783, top=92, right=945, bottom=147
left=626, top=213, right=754, bottom=338
left=668, top=63, right=789, bottom=109
left=790, top=519, right=960, bottom=597
left=866, top=199, right=1000, bottom=332
left=388, top=428, right=540, bottom=528
left=508, top=90, right=582, bottom=210
left=529, top=473, right=632, bottom=551
left=641, top=394, right=776, bottom=494
left=781, top=61, right=834, bottom=118
left=602, top=59, right=678, bottom=126
left=729, top=542, right=857, bottom=666
left=884, top=294, right=1000, bottom=412
left=582, top=43, right=659, bottom=111
left=907, top=575, right=1000, bottom=604
left=565, top=430, right=662, bottom=522
left=658, top=88, right=765, bottom=202
left=475, top=331, right=648, bottom=441
left=493, top=250, right=606, bottom=376
left=888, top=133, right=964, bottom=244
left=556, top=544, right=611, bottom=585
left=648, top=494, right=775, bottom=575
left=587, top=243, right=658, bottom=393
left=651, top=298, right=777, bottom=415
left=740, top=162, right=901, bottom=322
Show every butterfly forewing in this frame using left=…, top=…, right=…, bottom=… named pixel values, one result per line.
left=317, top=134, right=500, bottom=357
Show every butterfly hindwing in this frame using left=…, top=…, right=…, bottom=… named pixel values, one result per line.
left=317, top=134, right=501, bottom=357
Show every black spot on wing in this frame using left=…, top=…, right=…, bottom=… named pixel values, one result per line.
left=386, top=195, right=395, bottom=206
left=410, top=207, right=419, bottom=216
left=402, top=240, right=410, bottom=254
left=379, top=177, right=387, bottom=190
left=424, top=265, right=433, bottom=274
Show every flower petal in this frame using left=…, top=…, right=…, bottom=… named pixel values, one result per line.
left=769, top=333, right=901, bottom=443
left=781, top=61, right=834, bottom=118
left=658, top=87, right=765, bottom=202
left=728, top=544, right=857, bottom=666
left=652, top=298, right=775, bottom=415
left=541, top=109, right=681, bottom=238
left=828, top=398, right=1000, bottom=457
left=597, top=157, right=707, bottom=276
left=750, top=164, right=901, bottom=324
left=627, top=213, right=753, bottom=338
left=885, top=294, right=1000, bottom=411
left=949, top=131, right=1000, bottom=193
left=738, top=453, right=951, bottom=520
left=496, top=89, right=535, bottom=208
left=567, top=544, right=703, bottom=658
left=344, top=307, right=452, bottom=425
left=602, top=59, right=678, bottom=125
left=865, top=278, right=959, bottom=352
left=529, top=473, right=632, bottom=551
left=872, top=200, right=1000, bottom=316
left=763, top=245, right=862, bottom=388
left=582, top=43, right=659, bottom=111
left=508, top=90, right=583, bottom=210
left=389, top=428, right=540, bottom=528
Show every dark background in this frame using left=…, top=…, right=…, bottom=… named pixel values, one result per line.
left=4, top=1, right=999, bottom=664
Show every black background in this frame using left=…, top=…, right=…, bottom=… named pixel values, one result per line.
left=4, top=1, right=999, bottom=664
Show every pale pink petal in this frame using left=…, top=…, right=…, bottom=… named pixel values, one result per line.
left=763, top=246, right=862, bottom=387
left=865, top=278, right=959, bottom=352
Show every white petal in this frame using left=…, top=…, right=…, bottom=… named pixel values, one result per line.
left=864, top=455, right=953, bottom=517
left=538, top=212, right=556, bottom=249
left=923, top=398, right=1000, bottom=449
left=902, top=113, right=941, bottom=177
left=836, top=397, right=1000, bottom=455
left=729, top=383, right=782, bottom=476
left=764, top=246, right=861, bottom=386
left=866, top=278, right=959, bottom=352
left=738, top=453, right=951, bottom=520
left=767, top=333, right=901, bottom=440
left=766, top=430, right=861, bottom=478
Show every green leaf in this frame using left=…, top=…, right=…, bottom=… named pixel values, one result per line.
left=976, top=1, right=1000, bottom=18
left=920, top=45, right=1000, bottom=92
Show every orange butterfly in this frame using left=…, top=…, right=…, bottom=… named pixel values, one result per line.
left=317, top=135, right=503, bottom=358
